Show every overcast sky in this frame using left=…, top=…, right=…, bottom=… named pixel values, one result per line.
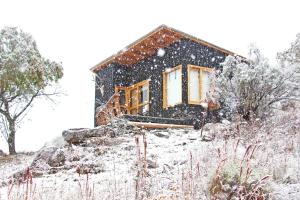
left=0, top=0, right=299, bottom=152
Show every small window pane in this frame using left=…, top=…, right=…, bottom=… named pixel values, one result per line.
left=130, top=89, right=138, bottom=107
left=190, top=69, right=200, bottom=102
left=166, top=67, right=182, bottom=106
left=119, top=90, right=126, bottom=105
left=139, top=84, right=149, bottom=104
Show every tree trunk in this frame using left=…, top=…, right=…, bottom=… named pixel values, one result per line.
left=7, top=119, right=16, bottom=155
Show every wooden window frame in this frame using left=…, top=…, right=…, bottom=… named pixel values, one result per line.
left=115, top=79, right=150, bottom=115
left=187, top=64, right=214, bottom=105
left=163, top=65, right=183, bottom=108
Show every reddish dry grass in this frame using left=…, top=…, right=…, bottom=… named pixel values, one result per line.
left=209, top=142, right=270, bottom=200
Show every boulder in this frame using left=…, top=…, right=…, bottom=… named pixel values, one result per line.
left=153, top=131, right=170, bottom=139
left=147, top=159, right=159, bottom=169
left=62, top=126, right=115, bottom=144
left=31, top=146, right=58, bottom=170
left=0, top=149, right=6, bottom=157
left=201, top=122, right=230, bottom=139
left=48, top=150, right=65, bottom=167
left=75, top=163, right=105, bottom=175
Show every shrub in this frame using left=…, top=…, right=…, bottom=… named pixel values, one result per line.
left=209, top=143, right=270, bottom=200
left=216, top=45, right=297, bottom=121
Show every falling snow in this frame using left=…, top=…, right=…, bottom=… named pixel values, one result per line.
left=157, top=48, right=166, bottom=57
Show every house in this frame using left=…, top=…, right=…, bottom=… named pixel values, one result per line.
left=91, top=25, right=235, bottom=127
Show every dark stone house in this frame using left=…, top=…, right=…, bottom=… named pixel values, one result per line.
left=91, top=25, right=235, bottom=127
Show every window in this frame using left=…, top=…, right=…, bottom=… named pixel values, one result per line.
left=188, top=65, right=214, bottom=104
left=163, top=65, right=182, bottom=108
left=115, top=80, right=150, bottom=115
left=115, top=86, right=127, bottom=113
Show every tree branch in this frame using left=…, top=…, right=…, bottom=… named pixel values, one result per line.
left=14, top=90, right=40, bottom=120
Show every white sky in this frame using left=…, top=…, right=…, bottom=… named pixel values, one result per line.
left=0, top=0, right=299, bottom=152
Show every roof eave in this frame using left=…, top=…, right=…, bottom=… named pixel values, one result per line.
left=90, top=25, right=168, bottom=73
left=91, top=25, right=241, bottom=73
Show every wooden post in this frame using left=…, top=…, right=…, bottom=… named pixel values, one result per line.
left=113, top=93, right=121, bottom=116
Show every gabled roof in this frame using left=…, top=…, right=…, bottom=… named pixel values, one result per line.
left=91, top=25, right=236, bottom=73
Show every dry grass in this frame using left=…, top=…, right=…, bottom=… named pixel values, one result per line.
left=209, top=141, right=270, bottom=200
left=1, top=105, right=299, bottom=200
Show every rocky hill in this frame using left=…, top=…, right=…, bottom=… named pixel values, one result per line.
left=0, top=106, right=299, bottom=200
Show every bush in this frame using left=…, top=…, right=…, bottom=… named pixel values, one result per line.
left=209, top=143, right=270, bottom=200
left=216, top=46, right=297, bottom=121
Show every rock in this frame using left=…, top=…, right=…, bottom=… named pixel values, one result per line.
left=31, top=171, right=43, bottom=177
left=109, top=118, right=141, bottom=135
left=62, top=126, right=115, bottom=144
left=75, top=163, right=105, bottom=174
left=0, top=149, right=6, bottom=157
left=94, top=147, right=108, bottom=156
left=85, top=137, right=123, bottom=147
left=179, top=160, right=187, bottom=165
left=11, top=167, right=43, bottom=183
left=70, top=154, right=81, bottom=161
left=201, top=135, right=214, bottom=142
left=147, top=159, right=159, bottom=169
left=48, top=150, right=65, bottom=167
left=31, top=147, right=58, bottom=170
left=162, top=164, right=174, bottom=174
left=201, top=122, right=229, bottom=139
left=153, top=131, right=169, bottom=138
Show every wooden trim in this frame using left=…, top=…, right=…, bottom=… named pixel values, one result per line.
left=163, top=65, right=182, bottom=109
left=188, top=65, right=214, bottom=72
left=187, top=64, right=214, bottom=105
left=91, top=25, right=167, bottom=73
left=115, top=86, right=127, bottom=93
left=116, top=80, right=150, bottom=115
left=128, top=121, right=193, bottom=129
left=128, top=79, right=149, bottom=89
left=115, top=86, right=129, bottom=114
left=91, top=25, right=240, bottom=73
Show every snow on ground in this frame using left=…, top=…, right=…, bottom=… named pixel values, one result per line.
left=0, top=153, right=35, bottom=183
left=0, top=106, right=299, bottom=200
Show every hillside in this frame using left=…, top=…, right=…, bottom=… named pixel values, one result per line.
left=0, top=105, right=299, bottom=200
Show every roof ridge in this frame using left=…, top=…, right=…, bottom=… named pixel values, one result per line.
left=91, top=25, right=238, bottom=73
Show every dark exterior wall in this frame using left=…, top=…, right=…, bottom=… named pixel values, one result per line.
left=124, top=38, right=226, bottom=120
left=113, top=64, right=132, bottom=87
left=94, top=64, right=115, bottom=126
left=95, top=38, right=227, bottom=123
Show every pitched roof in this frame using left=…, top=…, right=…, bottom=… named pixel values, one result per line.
left=91, top=25, right=236, bottom=73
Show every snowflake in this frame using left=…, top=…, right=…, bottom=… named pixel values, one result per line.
left=157, top=48, right=166, bottom=57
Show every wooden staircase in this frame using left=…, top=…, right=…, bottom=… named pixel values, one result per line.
left=96, top=93, right=123, bottom=126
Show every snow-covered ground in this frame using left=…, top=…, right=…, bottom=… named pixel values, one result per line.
left=0, top=106, right=299, bottom=200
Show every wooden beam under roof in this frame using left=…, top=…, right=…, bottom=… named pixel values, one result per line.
left=91, top=25, right=238, bottom=73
